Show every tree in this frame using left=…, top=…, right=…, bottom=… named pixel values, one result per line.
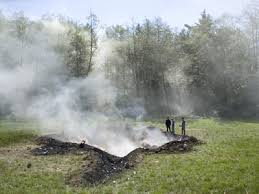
left=65, top=25, right=89, bottom=77
left=12, top=11, right=29, bottom=66
left=210, top=22, right=250, bottom=111
left=243, top=1, right=259, bottom=73
left=64, top=13, right=98, bottom=78
left=104, top=18, right=177, bottom=115
left=85, top=13, right=98, bottom=74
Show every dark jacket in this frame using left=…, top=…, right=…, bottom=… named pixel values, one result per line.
left=165, top=119, right=171, bottom=126
left=181, top=120, right=186, bottom=130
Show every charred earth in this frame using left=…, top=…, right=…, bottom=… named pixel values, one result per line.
left=32, top=133, right=202, bottom=185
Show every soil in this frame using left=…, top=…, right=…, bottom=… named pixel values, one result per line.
left=32, top=133, right=202, bottom=185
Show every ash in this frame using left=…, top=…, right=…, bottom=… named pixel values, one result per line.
left=32, top=132, right=202, bottom=185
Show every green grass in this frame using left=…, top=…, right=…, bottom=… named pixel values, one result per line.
left=0, top=118, right=258, bottom=194
left=0, top=119, right=37, bottom=146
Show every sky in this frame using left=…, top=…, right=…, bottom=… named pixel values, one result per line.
left=0, top=0, right=250, bottom=28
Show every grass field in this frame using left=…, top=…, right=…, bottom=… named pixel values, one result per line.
left=0, top=118, right=258, bottom=194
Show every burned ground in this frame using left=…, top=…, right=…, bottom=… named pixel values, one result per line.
left=32, top=133, right=202, bottom=185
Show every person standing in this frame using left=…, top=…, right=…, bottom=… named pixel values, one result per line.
left=181, top=117, right=186, bottom=135
left=171, top=118, right=175, bottom=135
left=165, top=117, right=171, bottom=132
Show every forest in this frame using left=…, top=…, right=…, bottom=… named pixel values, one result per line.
left=0, top=3, right=259, bottom=119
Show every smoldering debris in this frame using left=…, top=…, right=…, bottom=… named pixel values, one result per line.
left=32, top=134, right=201, bottom=185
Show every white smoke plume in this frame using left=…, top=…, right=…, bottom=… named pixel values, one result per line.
left=0, top=16, right=173, bottom=156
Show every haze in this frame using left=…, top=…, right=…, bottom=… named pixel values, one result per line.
left=0, top=0, right=248, bottom=28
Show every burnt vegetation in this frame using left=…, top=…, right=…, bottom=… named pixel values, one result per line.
left=32, top=134, right=201, bottom=185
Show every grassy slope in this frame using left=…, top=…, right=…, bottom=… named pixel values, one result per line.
left=0, top=118, right=258, bottom=194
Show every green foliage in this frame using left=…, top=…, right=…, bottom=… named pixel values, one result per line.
left=65, top=26, right=90, bottom=77
left=0, top=9, right=258, bottom=116
left=177, top=11, right=251, bottom=113
left=12, top=11, right=29, bottom=41
left=61, top=14, right=99, bottom=78
left=105, top=18, right=177, bottom=114
left=104, top=10, right=259, bottom=116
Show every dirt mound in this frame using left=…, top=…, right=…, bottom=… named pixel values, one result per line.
left=32, top=134, right=201, bottom=185
left=33, top=136, right=101, bottom=155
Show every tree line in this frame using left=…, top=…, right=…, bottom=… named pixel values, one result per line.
left=104, top=7, right=259, bottom=117
left=0, top=3, right=259, bottom=118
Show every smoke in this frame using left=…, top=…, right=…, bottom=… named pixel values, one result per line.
left=0, top=16, right=173, bottom=156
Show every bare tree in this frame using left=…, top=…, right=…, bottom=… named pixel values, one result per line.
left=85, top=12, right=98, bottom=75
